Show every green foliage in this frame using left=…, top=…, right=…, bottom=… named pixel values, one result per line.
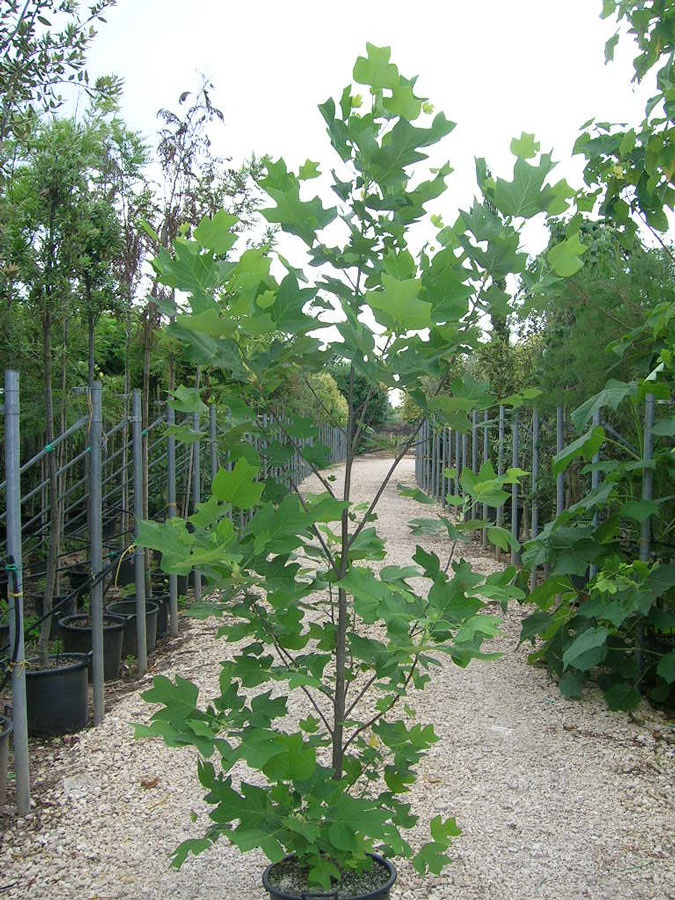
left=521, top=371, right=675, bottom=709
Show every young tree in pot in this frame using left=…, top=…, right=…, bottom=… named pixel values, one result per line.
left=135, top=45, right=580, bottom=897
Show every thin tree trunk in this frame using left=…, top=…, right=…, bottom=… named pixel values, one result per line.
left=332, top=366, right=355, bottom=779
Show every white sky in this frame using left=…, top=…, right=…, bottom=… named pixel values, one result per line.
left=88, top=0, right=652, bottom=263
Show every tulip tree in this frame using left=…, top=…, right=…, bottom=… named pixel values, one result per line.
left=135, top=44, right=583, bottom=890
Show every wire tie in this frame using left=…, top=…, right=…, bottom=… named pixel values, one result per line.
left=7, top=591, right=23, bottom=599
left=45, top=443, right=54, bottom=452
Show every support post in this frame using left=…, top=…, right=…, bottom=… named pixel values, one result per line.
left=88, top=382, right=104, bottom=725
left=530, top=408, right=540, bottom=591
left=166, top=403, right=178, bottom=637
left=192, top=411, right=202, bottom=600
left=132, top=390, right=147, bottom=674
left=4, top=370, right=30, bottom=816
left=589, top=408, right=601, bottom=580
left=556, top=406, right=565, bottom=516
left=637, top=394, right=655, bottom=679
left=209, top=404, right=218, bottom=482
left=482, top=409, right=489, bottom=549
left=511, top=409, right=520, bottom=566
left=495, top=405, right=505, bottom=556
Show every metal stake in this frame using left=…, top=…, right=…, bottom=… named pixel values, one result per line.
left=89, top=382, right=104, bottom=724
left=166, top=403, right=178, bottom=637
left=132, top=390, right=147, bottom=674
left=4, top=370, right=30, bottom=816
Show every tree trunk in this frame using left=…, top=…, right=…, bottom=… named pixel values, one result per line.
left=332, top=366, right=355, bottom=779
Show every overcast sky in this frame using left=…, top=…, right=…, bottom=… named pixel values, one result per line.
left=87, top=0, right=651, bottom=260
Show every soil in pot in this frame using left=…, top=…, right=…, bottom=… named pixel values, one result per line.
left=24, top=652, right=89, bottom=736
left=263, top=853, right=396, bottom=900
left=32, top=593, right=77, bottom=640
left=105, top=599, right=159, bottom=657
left=59, top=613, right=126, bottom=681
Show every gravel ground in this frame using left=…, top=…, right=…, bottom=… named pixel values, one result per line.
left=1, top=456, right=674, bottom=900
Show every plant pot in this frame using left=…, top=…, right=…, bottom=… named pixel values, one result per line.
left=68, top=565, right=90, bottom=595
left=0, top=713, right=12, bottom=804
left=24, top=653, right=89, bottom=736
left=105, top=600, right=159, bottom=658
left=0, top=623, right=9, bottom=660
left=123, top=591, right=170, bottom=639
left=112, top=556, right=136, bottom=587
left=152, top=593, right=170, bottom=639
left=58, top=613, right=126, bottom=681
left=262, top=853, right=396, bottom=900
left=32, top=593, right=78, bottom=640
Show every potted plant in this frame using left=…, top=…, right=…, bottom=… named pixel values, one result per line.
left=135, top=44, right=579, bottom=897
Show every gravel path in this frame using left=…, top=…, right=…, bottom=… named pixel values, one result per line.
left=1, top=456, right=674, bottom=900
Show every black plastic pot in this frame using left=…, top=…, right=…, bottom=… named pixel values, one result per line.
left=68, top=565, right=90, bottom=595
left=0, top=622, right=9, bottom=659
left=25, top=653, right=89, bottom=736
left=0, top=712, right=12, bottom=804
left=262, top=854, right=396, bottom=900
left=32, top=593, right=77, bottom=640
left=152, top=593, right=170, bottom=639
left=59, top=613, right=126, bottom=681
left=112, top=556, right=136, bottom=587
left=105, top=600, right=159, bottom=658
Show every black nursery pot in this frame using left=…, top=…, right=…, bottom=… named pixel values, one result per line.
left=25, top=653, right=89, bottom=736
left=68, top=564, right=90, bottom=595
left=151, top=593, right=170, bottom=639
left=262, top=853, right=397, bottom=900
left=112, top=556, right=136, bottom=587
left=0, top=712, right=13, bottom=804
left=0, top=622, right=9, bottom=660
left=105, top=599, right=159, bottom=658
left=59, top=613, right=126, bottom=681
left=32, top=593, right=78, bottom=640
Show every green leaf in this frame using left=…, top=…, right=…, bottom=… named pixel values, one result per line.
left=570, top=380, right=637, bottom=431
left=656, top=650, right=675, bottom=684
left=212, top=459, right=265, bottom=510
left=413, top=841, right=452, bottom=875
left=562, top=626, right=609, bottom=672
left=353, top=43, right=399, bottom=90
left=605, top=32, right=619, bottom=63
left=383, top=81, right=424, bottom=120
left=510, top=132, right=540, bottom=159
left=603, top=681, right=641, bottom=711
left=552, top=427, right=605, bottom=476
left=487, top=526, right=519, bottom=552
left=397, top=483, right=434, bottom=504
left=298, top=159, right=321, bottom=180
left=193, top=209, right=238, bottom=254
left=169, top=385, right=208, bottom=415
left=620, top=499, right=660, bottom=523
left=559, top=670, right=586, bottom=699
left=548, top=233, right=588, bottom=277
left=493, top=154, right=556, bottom=218
left=366, top=274, right=431, bottom=332
left=430, top=814, right=461, bottom=845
